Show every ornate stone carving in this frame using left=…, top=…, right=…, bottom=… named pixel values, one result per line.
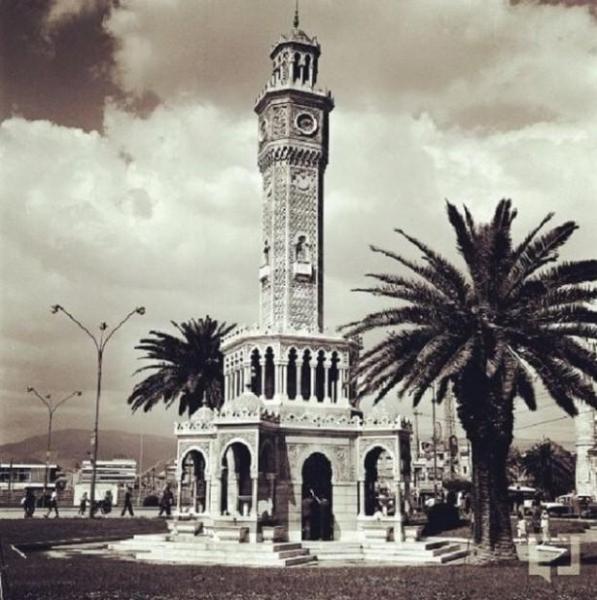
left=271, top=105, right=288, bottom=137
left=285, top=442, right=353, bottom=482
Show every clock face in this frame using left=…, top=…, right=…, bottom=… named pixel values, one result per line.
left=295, top=112, right=318, bottom=136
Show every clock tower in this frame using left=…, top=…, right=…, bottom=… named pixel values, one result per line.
left=254, top=12, right=333, bottom=334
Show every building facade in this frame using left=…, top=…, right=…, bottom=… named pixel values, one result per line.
left=575, top=404, right=597, bottom=499
left=0, top=462, right=60, bottom=492
left=74, top=459, right=137, bottom=506
left=174, top=17, right=412, bottom=543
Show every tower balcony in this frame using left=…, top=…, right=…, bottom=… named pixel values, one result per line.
left=293, top=260, right=312, bottom=280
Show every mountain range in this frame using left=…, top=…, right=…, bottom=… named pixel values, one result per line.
left=0, top=429, right=176, bottom=472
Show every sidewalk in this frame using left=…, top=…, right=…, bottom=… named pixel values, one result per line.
left=0, top=506, right=161, bottom=519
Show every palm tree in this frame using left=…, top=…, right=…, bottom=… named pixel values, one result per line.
left=128, top=316, right=236, bottom=416
left=342, top=199, right=597, bottom=561
left=521, top=440, right=574, bottom=500
left=506, top=447, right=525, bottom=485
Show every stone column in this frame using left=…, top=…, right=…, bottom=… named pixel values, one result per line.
left=274, top=362, right=282, bottom=398
left=394, top=480, right=403, bottom=543
left=211, top=477, right=221, bottom=515
left=296, top=358, right=303, bottom=400
left=204, top=479, right=211, bottom=514
left=258, top=358, right=265, bottom=398
left=251, top=476, right=258, bottom=517
left=310, top=365, right=316, bottom=401
left=358, top=479, right=365, bottom=516
left=176, top=468, right=183, bottom=519
left=280, top=363, right=287, bottom=398
left=323, top=358, right=330, bottom=403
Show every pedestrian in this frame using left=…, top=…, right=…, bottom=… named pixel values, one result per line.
left=121, top=486, right=134, bottom=517
left=530, top=503, right=542, bottom=541
left=102, top=490, right=113, bottom=515
left=513, top=485, right=524, bottom=515
left=464, top=492, right=472, bottom=516
left=301, top=493, right=313, bottom=540
left=45, top=489, right=59, bottom=518
left=516, top=508, right=527, bottom=541
left=21, top=488, right=36, bottom=518
left=540, top=509, right=550, bottom=544
left=79, top=492, right=88, bottom=516
left=158, top=485, right=174, bottom=518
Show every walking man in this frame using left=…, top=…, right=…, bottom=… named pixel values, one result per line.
left=158, top=484, right=174, bottom=518
left=79, top=492, right=88, bottom=516
left=121, top=486, right=134, bottom=517
left=45, top=489, right=59, bottom=518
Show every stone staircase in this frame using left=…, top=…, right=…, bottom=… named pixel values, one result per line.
left=107, top=518, right=469, bottom=567
left=362, top=539, right=469, bottom=564
left=303, top=541, right=364, bottom=562
left=109, top=535, right=468, bottom=566
left=108, top=530, right=315, bottom=567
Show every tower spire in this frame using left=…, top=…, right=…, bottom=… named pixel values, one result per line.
left=293, top=0, right=300, bottom=29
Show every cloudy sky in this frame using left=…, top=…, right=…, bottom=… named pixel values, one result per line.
left=1, top=0, right=597, bottom=450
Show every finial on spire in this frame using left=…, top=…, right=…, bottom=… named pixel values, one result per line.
left=293, top=0, right=300, bottom=29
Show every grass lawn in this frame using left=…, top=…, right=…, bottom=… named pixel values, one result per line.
left=2, top=519, right=597, bottom=600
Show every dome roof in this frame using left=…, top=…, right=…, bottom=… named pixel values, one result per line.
left=227, top=390, right=262, bottom=415
left=192, top=405, right=214, bottom=423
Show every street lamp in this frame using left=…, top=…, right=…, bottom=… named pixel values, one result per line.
left=26, top=386, right=82, bottom=501
left=50, top=304, right=145, bottom=516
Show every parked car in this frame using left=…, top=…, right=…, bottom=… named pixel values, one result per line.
left=580, top=503, right=597, bottom=519
left=556, top=494, right=593, bottom=507
left=541, top=501, right=571, bottom=517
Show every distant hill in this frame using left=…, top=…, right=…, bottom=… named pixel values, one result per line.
left=0, top=429, right=176, bottom=472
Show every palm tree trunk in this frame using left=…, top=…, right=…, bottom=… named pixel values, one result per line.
left=470, top=437, right=517, bottom=561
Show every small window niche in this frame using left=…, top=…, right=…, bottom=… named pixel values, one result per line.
left=293, top=234, right=313, bottom=280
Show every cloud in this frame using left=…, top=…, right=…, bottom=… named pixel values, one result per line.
left=2, top=0, right=597, bottom=445
left=104, top=0, right=597, bottom=130
left=44, top=0, right=108, bottom=31
left=0, top=102, right=261, bottom=442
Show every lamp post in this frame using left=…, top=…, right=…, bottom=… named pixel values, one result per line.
left=51, top=304, right=145, bottom=516
left=26, top=387, right=82, bottom=501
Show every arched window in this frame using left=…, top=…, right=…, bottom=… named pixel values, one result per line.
left=221, top=442, right=252, bottom=516
left=329, top=352, right=339, bottom=402
left=181, top=450, right=206, bottom=513
left=301, top=350, right=311, bottom=400
left=364, top=447, right=394, bottom=516
left=250, top=349, right=262, bottom=396
left=315, top=350, right=325, bottom=402
left=264, top=347, right=275, bottom=400
left=302, top=54, right=311, bottom=84
left=292, top=52, right=301, bottom=82
left=287, top=348, right=298, bottom=400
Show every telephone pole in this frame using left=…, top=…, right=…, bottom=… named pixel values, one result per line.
left=413, top=410, right=421, bottom=459
left=432, top=387, right=439, bottom=499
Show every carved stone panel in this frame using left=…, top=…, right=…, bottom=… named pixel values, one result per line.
left=285, top=442, right=353, bottom=483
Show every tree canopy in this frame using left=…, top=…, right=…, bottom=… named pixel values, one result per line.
left=128, top=316, right=235, bottom=416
